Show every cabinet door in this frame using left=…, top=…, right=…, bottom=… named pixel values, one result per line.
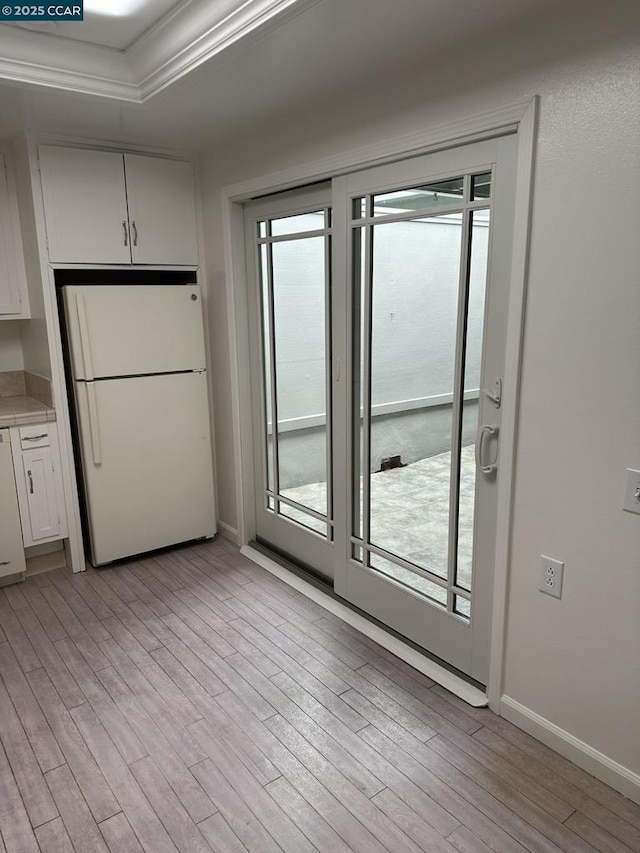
left=39, top=146, right=131, bottom=264
left=124, top=154, right=199, bottom=265
left=20, top=447, right=61, bottom=545
left=0, top=431, right=25, bottom=579
left=0, top=151, right=26, bottom=316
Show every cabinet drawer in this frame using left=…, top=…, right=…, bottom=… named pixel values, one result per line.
left=19, top=425, right=51, bottom=449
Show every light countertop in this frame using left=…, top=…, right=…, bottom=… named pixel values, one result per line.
left=0, top=396, right=56, bottom=428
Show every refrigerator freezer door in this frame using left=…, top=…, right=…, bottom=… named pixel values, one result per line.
left=74, top=371, right=216, bottom=565
left=64, top=285, right=206, bottom=380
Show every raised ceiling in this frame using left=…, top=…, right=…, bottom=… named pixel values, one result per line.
left=0, top=0, right=635, bottom=153
left=9, top=0, right=184, bottom=50
left=0, top=0, right=317, bottom=100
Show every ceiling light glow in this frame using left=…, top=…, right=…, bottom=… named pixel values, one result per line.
left=83, top=0, right=148, bottom=17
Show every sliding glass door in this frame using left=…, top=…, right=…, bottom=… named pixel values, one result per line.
left=245, top=135, right=517, bottom=683
left=245, top=186, right=335, bottom=578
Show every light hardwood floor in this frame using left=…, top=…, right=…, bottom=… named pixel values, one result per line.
left=0, top=537, right=638, bottom=852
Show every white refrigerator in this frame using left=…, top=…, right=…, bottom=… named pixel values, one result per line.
left=63, top=284, right=216, bottom=566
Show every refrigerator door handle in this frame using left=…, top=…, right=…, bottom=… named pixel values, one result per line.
left=76, top=294, right=95, bottom=381
left=86, top=383, right=102, bottom=466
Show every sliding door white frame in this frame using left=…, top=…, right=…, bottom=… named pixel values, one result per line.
left=220, top=96, right=538, bottom=709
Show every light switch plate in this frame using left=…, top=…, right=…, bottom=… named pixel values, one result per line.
left=623, top=468, right=640, bottom=515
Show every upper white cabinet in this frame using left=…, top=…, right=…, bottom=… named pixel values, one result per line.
left=0, top=149, right=30, bottom=318
left=39, top=147, right=131, bottom=265
left=124, top=154, right=199, bottom=266
left=39, top=146, right=199, bottom=266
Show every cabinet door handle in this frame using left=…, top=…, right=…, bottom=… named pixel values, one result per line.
left=122, top=220, right=128, bottom=246
left=131, top=220, right=138, bottom=247
left=23, top=434, right=48, bottom=442
left=27, top=470, right=34, bottom=495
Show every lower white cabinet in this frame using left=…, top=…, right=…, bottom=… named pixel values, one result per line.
left=10, top=423, right=67, bottom=548
left=0, top=429, right=26, bottom=584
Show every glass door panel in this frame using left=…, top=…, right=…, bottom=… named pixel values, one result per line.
left=457, top=209, right=491, bottom=592
left=245, top=188, right=335, bottom=578
left=368, top=213, right=463, bottom=591
left=336, top=135, right=518, bottom=682
left=270, top=234, right=329, bottom=524
left=351, top=193, right=488, bottom=615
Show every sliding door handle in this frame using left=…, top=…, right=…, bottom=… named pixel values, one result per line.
left=475, top=425, right=499, bottom=474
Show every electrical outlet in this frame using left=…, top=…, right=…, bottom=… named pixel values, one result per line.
left=539, top=555, right=564, bottom=599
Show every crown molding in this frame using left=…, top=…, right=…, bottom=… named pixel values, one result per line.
left=0, top=56, right=139, bottom=101
left=0, top=0, right=320, bottom=103
left=136, top=0, right=319, bottom=99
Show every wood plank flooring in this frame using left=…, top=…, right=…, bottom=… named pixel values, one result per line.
left=0, top=538, right=638, bottom=852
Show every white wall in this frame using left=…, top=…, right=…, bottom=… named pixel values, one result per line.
left=0, top=321, right=24, bottom=371
left=199, top=0, right=640, bottom=789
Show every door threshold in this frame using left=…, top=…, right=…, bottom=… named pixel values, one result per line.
left=241, top=544, right=488, bottom=708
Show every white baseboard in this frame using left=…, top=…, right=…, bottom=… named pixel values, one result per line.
left=241, top=545, right=488, bottom=708
left=216, top=521, right=239, bottom=544
left=501, top=695, right=640, bottom=806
